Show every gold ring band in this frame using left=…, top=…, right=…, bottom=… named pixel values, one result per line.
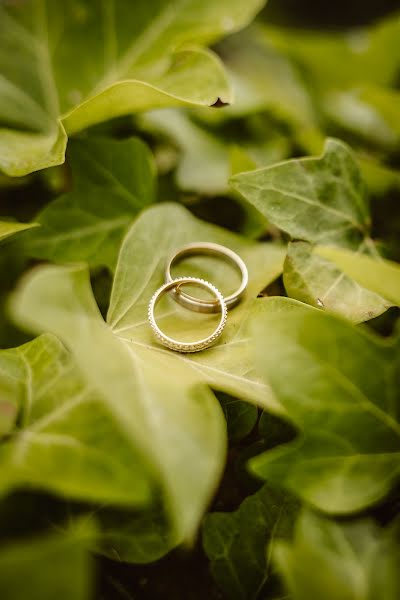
left=165, top=242, right=248, bottom=313
left=148, top=277, right=227, bottom=352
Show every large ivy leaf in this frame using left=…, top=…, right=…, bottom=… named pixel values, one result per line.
left=250, top=297, right=400, bottom=514
left=317, top=246, right=400, bottom=306
left=0, top=221, right=38, bottom=242
left=0, top=0, right=265, bottom=176
left=274, top=511, right=400, bottom=600
left=0, top=334, right=152, bottom=507
left=27, top=136, right=155, bottom=271
left=0, top=518, right=95, bottom=600
left=203, top=484, right=299, bottom=600
left=231, top=138, right=390, bottom=322
left=11, top=203, right=285, bottom=542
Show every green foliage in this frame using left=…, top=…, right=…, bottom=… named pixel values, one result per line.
left=274, top=511, right=400, bottom=600
left=27, top=136, right=156, bottom=270
left=231, top=138, right=391, bottom=321
left=203, top=484, right=299, bottom=600
left=10, top=204, right=285, bottom=543
left=0, top=518, right=95, bottom=600
left=0, top=0, right=264, bottom=176
left=0, top=334, right=151, bottom=506
left=0, top=1, right=399, bottom=599
left=250, top=297, right=400, bottom=513
left=316, top=246, right=400, bottom=305
left=0, top=221, right=38, bottom=242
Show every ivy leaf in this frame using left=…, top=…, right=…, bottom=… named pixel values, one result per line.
left=284, top=241, right=391, bottom=323
left=231, top=138, right=390, bottom=322
left=274, top=511, right=400, bottom=600
left=316, top=246, right=400, bottom=306
left=11, top=203, right=285, bottom=542
left=0, top=221, right=38, bottom=242
left=0, top=518, right=95, bottom=600
left=231, top=138, right=370, bottom=247
left=250, top=297, right=400, bottom=514
left=202, top=484, right=299, bottom=600
left=94, top=505, right=175, bottom=564
left=0, top=0, right=265, bottom=176
left=0, top=334, right=152, bottom=507
left=219, top=393, right=258, bottom=442
left=27, top=136, right=155, bottom=271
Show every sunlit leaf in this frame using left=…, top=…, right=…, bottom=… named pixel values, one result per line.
left=0, top=0, right=266, bottom=176
left=0, top=222, right=38, bottom=242
left=284, top=241, right=390, bottom=323
left=316, top=246, right=400, bottom=306
left=250, top=297, right=400, bottom=513
left=0, top=334, right=152, bottom=507
left=11, top=203, right=285, bottom=542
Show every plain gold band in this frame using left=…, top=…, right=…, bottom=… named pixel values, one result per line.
left=165, top=242, right=248, bottom=313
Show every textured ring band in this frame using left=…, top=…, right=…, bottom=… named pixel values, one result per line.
left=165, top=242, right=248, bottom=313
left=148, top=277, right=227, bottom=353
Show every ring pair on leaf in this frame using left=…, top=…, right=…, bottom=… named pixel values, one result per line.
left=148, top=242, right=248, bottom=353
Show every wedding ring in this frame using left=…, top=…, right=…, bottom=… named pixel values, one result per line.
left=165, top=242, right=248, bottom=313
left=148, top=277, right=227, bottom=353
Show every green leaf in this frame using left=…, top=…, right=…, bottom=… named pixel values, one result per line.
left=27, top=136, right=156, bottom=271
left=95, top=505, right=176, bottom=564
left=0, top=0, right=265, bottom=176
left=0, top=334, right=152, bottom=507
left=231, top=138, right=370, bottom=246
left=0, top=346, right=21, bottom=437
left=250, top=297, right=400, bottom=514
left=0, top=518, right=95, bottom=600
left=11, top=203, right=285, bottom=541
left=203, top=484, right=299, bottom=600
left=231, top=138, right=390, bottom=322
left=284, top=241, right=391, bottom=323
left=316, top=246, right=400, bottom=306
left=219, top=393, right=258, bottom=442
left=141, top=109, right=229, bottom=195
left=274, top=511, right=400, bottom=600
left=0, top=221, right=38, bottom=242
